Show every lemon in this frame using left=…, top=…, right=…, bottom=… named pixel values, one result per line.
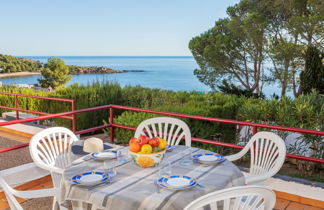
left=158, top=138, right=167, bottom=150
left=141, top=144, right=153, bottom=154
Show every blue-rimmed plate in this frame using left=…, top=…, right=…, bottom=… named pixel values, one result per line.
left=91, top=150, right=119, bottom=160
left=157, top=175, right=197, bottom=190
left=192, top=153, right=225, bottom=165
left=166, top=145, right=174, bottom=152
left=70, top=171, right=110, bottom=186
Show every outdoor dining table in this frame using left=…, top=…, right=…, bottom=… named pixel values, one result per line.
left=61, top=145, right=245, bottom=210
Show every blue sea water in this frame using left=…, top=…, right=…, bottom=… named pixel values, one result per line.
left=0, top=56, right=285, bottom=97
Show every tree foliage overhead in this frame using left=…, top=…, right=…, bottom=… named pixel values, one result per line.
left=0, top=54, right=42, bottom=73
left=38, top=57, right=71, bottom=89
left=189, top=0, right=324, bottom=97
left=189, top=11, right=267, bottom=94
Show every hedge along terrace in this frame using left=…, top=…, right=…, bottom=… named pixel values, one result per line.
left=0, top=82, right=323, bottom=158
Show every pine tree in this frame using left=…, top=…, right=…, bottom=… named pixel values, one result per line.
left=38, top=57, right=71, bottom=89
left=300, top=46, right=324, bottom=94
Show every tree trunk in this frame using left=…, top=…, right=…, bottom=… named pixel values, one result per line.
left=281, top=61, right=289, bottom=97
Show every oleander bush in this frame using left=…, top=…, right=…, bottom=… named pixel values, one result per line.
left=0, top=82, right=323, bottom=161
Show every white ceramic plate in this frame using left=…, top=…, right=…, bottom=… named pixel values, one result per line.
left=71, top=171, right=110, bottom=186
left=157, top=175, right=197, bottom=190
left=91, top=150, right=119, bottom=159
left=192, top=153, right=225, bottom=164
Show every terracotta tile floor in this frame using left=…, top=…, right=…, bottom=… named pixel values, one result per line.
left=274, top=199, right=323, bottom=210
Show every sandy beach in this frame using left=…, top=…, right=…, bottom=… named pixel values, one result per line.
left=0, top=72, right=40, bottom=78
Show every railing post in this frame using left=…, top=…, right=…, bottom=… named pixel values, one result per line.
left=71, top=100, right=77, bottom=132
left=15, top=95, right=19, bottom=120
left=109, top=107, right=114, bottom=143
left=252, top=126, right=258, bottom=134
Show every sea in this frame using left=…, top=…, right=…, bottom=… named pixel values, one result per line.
left=0, top=56, right=286, bottom=97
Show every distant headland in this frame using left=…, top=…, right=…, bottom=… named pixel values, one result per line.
left=0, top=54, right=144, bottom=78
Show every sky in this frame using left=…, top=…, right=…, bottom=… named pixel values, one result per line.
left=0, top=0, right=240, bottom=56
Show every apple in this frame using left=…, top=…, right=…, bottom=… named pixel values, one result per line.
left=149, top=137, right=159, bottom=147
left=138, top=135, right=149, bottom=146
left=129, top=137, right=140, bottom=145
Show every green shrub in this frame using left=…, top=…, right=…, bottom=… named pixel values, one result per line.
left=0, top=81, right=323, bottom=160
left=103, top=111, right=160, bottom=144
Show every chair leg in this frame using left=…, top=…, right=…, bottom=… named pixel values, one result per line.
left=59, top=204, right=69, bottom=210
left=52, top=197, right=69, bottom=210
left=91, top=204, right=103, bottom=210
left=52, top=197, right=58, bottom=210
left=71, top=200, right=87, bottom=210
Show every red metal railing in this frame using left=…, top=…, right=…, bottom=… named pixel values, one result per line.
left=0, top=104, right=323, bottom=163
left=0, top=92, right=76, bottom=132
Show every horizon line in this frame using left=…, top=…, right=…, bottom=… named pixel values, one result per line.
left=13, top=55, right=194, bottom=57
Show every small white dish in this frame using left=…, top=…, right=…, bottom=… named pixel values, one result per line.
left=91, top=150, right=119, bottom=160
left=166, top=177, right=191, bottom=187
left=156, top=175, right=197, bottom=190
left=70, top=171, right=110, bottom=186
left=192, top=153, right=225, bottom=165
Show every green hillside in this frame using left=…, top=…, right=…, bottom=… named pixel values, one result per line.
left=0, top=54, right=42, bottom=73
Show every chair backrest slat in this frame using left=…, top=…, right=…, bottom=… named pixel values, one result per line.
left=223, top=198, right=230, bottom=209
left=63, top=133, right=69, bottom=151
left=37, top=139, right=53, bottom=164
left=134, top=117, right=191, bottom=146
left=260, top=139, right=271, bottom=173
left=171, top=126, right=182, bottom=145
left=158, top=122, right=163, bottom=138
left=163, top=122, right=168, bottom=140
left=167, top=123, right=176, bottom=142
left=232, top=195, right=242, bottom=209
left=52, top=133, right=60, bottom=157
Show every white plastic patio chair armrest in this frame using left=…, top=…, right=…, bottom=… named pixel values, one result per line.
left=225, top=150, right=246, bottom=162
left=12, top=188, right=57, bottom=199
left=245, top=173, right=269, bottom=185
left=50, top=167, right=64, bottom=174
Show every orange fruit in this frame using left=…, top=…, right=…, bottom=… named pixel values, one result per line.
left=141, top=144, right=153, bottom=154
left=137, top=156, right=155, bottom=167
left=129, top=142, right=141, bottom=153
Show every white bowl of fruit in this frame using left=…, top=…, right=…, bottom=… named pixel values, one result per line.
left=129, top=136, right=168, bottom=168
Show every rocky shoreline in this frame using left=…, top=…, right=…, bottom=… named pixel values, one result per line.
left=0, top=54, right=145, bottom=77
left=69, top=65, right=144, bottom=74
left=0, top=68, right=144, bottom=78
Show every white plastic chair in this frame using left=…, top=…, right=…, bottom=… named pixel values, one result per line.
left=29, top=127, right=79, bottom=209
left=0, top=174, right=56, bottom=210
left=184, top=186, right=276, bottom=210
left=134, top=117, right=191, bottom=146
left=226, top=131, right=286, bottom=185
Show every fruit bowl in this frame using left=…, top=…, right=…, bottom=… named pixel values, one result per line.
left=129, top=149, right=166, bottom=168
